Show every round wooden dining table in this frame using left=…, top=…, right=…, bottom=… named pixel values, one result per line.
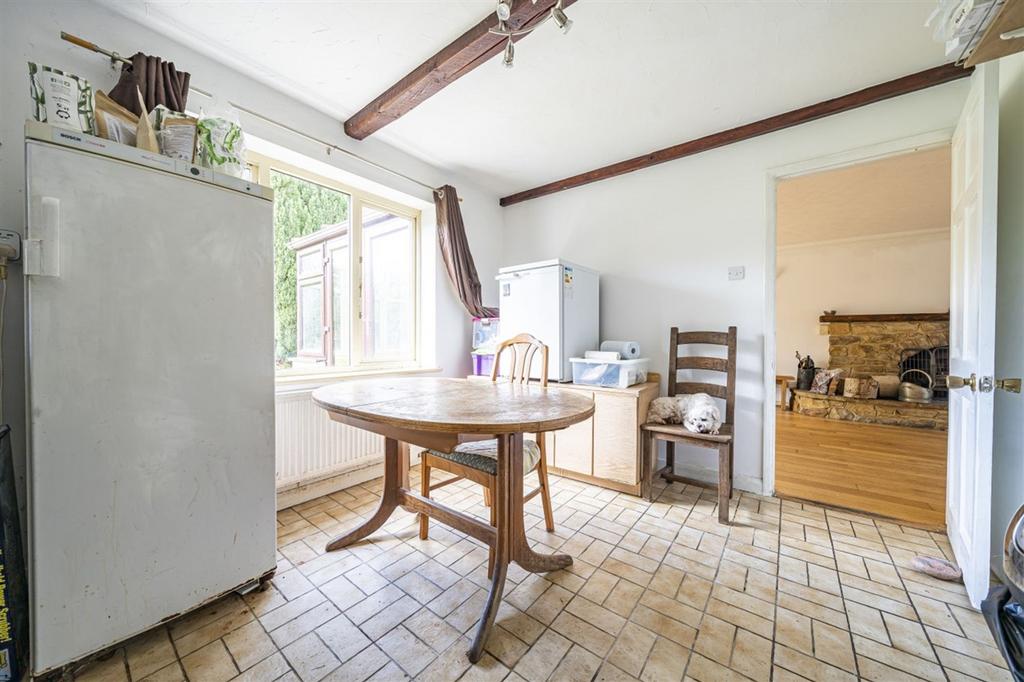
left=312, top=377, right=595, bottom=662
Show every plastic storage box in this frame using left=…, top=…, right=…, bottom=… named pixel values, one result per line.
left=570, top=357, right=649, bottom=388
left=472, top=318, right=500, bottom=350
left=472, top=352, right=495, bottom=377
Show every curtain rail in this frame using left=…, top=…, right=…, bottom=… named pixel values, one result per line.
left=59, top=31, right=453, bottom=199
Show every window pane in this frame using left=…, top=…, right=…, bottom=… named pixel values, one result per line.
left=299, top=282, right=323, bottom=354
left=270, top=169, right=349, bottom=369
left=330, top=242, right=350, bottom=366
left=361, top=206, right=414, bottom=361
left=297, top=249, right=321, bottom=278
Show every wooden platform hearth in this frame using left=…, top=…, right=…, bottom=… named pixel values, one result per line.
left=791, top=389, right=948, bottom=431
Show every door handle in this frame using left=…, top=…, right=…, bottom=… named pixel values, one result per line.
left=997, top=378, right=1022, bottom=394
left=947, top=374, right=977, bottom=391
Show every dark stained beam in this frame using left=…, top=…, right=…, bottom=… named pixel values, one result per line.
left=499, top=63, right=971, bottom=207
left=345, top=0, right=577, bottom=140
left=819, top=313, right=949, bottom=323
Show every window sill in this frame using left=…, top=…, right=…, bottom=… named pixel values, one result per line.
left=274, top=366, right=443, bottom=395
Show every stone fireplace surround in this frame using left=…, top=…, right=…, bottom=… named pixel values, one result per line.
left=791, top=312, right=950, bottom=430
left=823, top=312, right=949, bottom=375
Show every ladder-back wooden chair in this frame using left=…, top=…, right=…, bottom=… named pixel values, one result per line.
left=419, top=333, right=556, bottom=576
left=642, top=327, right=737, bottom=523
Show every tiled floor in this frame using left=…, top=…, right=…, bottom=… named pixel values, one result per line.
left=72, top=465, right=1010, bottom=681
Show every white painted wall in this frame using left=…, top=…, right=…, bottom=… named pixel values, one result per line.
left=0, top=1, right=503, bottom=510
left=776, top=231, right=950, bottom=378
left=501, top=82, right=969, bottom=493
left=991, top=52, right=1024, bottom=579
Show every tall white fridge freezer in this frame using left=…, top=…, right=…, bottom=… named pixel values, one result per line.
left=23, top=123, right=277, bottom=676
left=497, top=259, right=599, bottom=382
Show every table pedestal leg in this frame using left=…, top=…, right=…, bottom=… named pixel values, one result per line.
left=510, top=435, right=572, bottom=573
left=467, top=433, right=575, bottom=662
left=325, top=437, right=400, bottom=552
left=468, top=433, right=514, bottom=663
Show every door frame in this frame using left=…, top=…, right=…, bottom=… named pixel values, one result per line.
left=761, top=128, right=955, bottom=496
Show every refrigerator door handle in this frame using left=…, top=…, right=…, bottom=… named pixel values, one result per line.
left=25, top=196, right=60, bottom=277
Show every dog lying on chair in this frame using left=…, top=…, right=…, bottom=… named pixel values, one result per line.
left=647, top=393, right=723, bottom=434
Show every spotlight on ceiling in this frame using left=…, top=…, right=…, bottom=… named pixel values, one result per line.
left=503, top=37, right=515, bottom=68
left=488, top=0, right=574, bottom=66
left=495, top=0, right=512, bottom=22
left=551, top=4, right=572, bottom=33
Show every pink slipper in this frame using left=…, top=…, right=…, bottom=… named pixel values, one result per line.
left=911, top=555, right=963, bottom=582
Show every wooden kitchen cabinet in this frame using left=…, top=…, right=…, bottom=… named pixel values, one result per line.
left=470, top=375, right=659, bottom=496
left=547, top=380, right=659, bottom=495
left=552, top=411, right=594, bottom=475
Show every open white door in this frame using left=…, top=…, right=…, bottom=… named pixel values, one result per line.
left=947, top=62, right=999, bottom=608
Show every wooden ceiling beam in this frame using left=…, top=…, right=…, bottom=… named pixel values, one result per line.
left=344, top=0, right=577, bottom=140
left=499, top=62, right=972, bottom=207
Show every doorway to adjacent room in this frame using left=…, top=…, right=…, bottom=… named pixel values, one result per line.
left=772, top=145, right=952, bottom=528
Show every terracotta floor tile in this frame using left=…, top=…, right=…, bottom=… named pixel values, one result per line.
left=223, top=620, right=278, bottom=672
left=67, top=468, right=1009, bottom=682
left=180, top=641, right=239, bottom=682
left=125, top=628, right=177, bottom=680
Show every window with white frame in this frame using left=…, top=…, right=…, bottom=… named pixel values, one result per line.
left=248, top=154, right=420, bottom=374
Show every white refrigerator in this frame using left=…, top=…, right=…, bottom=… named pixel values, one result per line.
left=497, top=259, right=599, bottom=382
left=23, top=123, right=277, bottom=676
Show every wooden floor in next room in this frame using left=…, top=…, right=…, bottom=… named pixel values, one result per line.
left=774, top=410, right=948, bottom=528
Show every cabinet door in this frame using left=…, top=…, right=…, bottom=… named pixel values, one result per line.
left=592, top=393, right=639, bottom=484
left=553, top=389, right=594, bottom=475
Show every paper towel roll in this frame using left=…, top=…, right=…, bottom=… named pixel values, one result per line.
left=600, top=340, right=640, bottom=359
left=584, top=350, right=621, bottom=361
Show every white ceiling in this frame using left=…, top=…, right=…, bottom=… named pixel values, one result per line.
left=777, top=145, right=951, bottom=247
left=102, top=1, right=953, bottom=196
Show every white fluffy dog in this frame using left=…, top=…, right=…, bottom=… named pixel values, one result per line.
left=647, top=393, right=722, bottom=434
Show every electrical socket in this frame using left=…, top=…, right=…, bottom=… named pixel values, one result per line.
left=728, top=265, right=745, bottom=281
left=0, top=231, right=20, bottom=262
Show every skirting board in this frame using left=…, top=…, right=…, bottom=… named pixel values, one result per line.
left=276, top=459, right=385, bottom=510
left=276, top=446, right=431, bottom=510
left=658, top=457, right=763, bottom=496
left=276, top=448, right=762, bottom=509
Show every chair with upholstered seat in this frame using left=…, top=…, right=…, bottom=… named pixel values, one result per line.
left=642, top=326, right=737, bottom=523
left=419, top=333, right=555, bottom=575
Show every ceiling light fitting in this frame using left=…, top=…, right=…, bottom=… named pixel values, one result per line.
left=503, top=37, right=515, bottom=68
left=489, top=0, right=572, bottom=68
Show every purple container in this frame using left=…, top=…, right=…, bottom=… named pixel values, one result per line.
left=472, top=353, right=495, bottom=376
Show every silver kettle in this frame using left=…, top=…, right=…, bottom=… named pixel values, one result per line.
left=898, top=369, right=933, bottom=404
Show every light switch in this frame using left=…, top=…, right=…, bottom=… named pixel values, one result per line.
left=728, top=266, right=745, bottom=281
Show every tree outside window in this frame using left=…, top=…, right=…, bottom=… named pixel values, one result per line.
left=270, top=170, right=349, bottom=368
left=256, top=157, right=419, bottom=373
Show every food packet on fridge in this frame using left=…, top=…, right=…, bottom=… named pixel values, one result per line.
left=28, top=63, right=95, bottom=133
left=146, top=104, right=197, bottom=161
left=196, top=106, right=246, bottom=177
left=156, top=117, right=198, bottom=162
left=148, top=104, right=176, bottom=130
left=94, top=91, right=138, bottom=145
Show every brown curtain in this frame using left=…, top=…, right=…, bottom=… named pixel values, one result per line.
left=434, top=185, right=498, bottom=319
left=108, top=53, right=191, bottom=115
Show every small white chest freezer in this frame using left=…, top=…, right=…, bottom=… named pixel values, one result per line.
left=497, top=259, right=599, bottom=382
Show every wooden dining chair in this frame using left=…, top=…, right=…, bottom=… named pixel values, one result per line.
left=419, top=333, right=556, bottom=576
left=642, top=327, right=737, bottom=523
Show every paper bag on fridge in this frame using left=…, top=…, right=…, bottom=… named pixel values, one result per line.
left=135, top=88, right=159, bottom=153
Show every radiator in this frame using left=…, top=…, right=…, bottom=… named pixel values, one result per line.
left=274, top=389, right=384, bottom=489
